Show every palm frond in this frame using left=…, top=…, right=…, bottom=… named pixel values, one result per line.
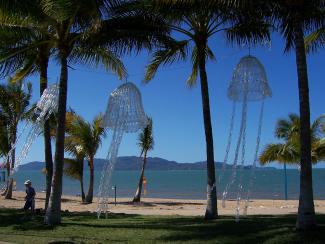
left=69, top=46, right=127, bottom=80
left=305, top=27, right=325, bottom=52
left=144, top=40, right=190, bottom=82
left=311, top=114, right=325, bottom=139
left=275, top=113, right=299, bottom=139
left=311, top=136, right=325, bottom=162
left=262, top=112, right=325, bottom=166
left=83, top=9, right=171, bottom=55
left=272, top=0, right=324, bottom=52
left=259, top=143, right=300, bottom=165
left=10, top=55, right=38, bottom=83
left=40, top=0, right=77, bottom=22
left=65, top=112, right=106, bottom=162
left=64, top=157, right=84, bottom=181
left=138, top=117, right=154, bottom=152
left=186, top=48, right=199, bottom=88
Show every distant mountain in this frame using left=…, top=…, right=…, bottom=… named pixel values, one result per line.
left=19, top=156, right=275, bottom=171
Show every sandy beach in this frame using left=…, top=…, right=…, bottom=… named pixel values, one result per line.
left=1, top=191, right=325, bottom=216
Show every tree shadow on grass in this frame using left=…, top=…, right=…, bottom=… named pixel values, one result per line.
left=1, top=208, right=325, bottom=244
left=155, top=215, right=325, bottom=243
left=0, top=209, right=54, bottom=231
left=0, top=208, right=139, bottom=230
left=63, top=214, right=325, bottom=243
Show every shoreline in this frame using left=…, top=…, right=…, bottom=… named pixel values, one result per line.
left=1, top=191, right=325, bottom=216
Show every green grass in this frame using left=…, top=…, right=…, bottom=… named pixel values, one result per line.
left=0, top=208, right=324, bottom=244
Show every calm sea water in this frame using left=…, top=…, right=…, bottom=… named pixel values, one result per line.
left=4, top=169, right=325, bottom=200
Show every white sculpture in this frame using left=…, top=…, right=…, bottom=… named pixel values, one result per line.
left=220, top=55, right=272, bottom=221
left=9, top=83, right=59, bottom=174
left=97, top=82, right=148, bottom=218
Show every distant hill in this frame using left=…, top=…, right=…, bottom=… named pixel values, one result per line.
left=19, top=156, right=275, bottom=171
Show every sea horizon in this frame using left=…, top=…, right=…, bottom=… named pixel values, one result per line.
left=7, top=168, right=325, bottom=200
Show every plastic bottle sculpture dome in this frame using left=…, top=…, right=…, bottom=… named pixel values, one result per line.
left=98, top=82, right=148, bottom=218
left=102, top=82, right=148, bottom=132
left=220, top=55, right=272, bottom=221
left=228, top=55, right=271, bottom=102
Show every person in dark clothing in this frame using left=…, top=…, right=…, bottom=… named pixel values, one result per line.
left=24, top=180, right=36, bottom=212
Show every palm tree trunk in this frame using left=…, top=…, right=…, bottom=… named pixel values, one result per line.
left=133, top=151, right=147, bottom=202
left=85, top=157, right=94, bottom=203
left=80, top=178, right=85, bottom=203
left=294, top=23, right=316, bottom=230
left=197, top=42, right=217, bottom=219
left=1, top=158, right=10, bottom=196
left=5, top=178, right=13, bottom=199
left=5, top=129, right=16, bottom=199
left=80, top=160, right=85, bottom=202
left=39, top=51, right=53, bottom=210
left=45, top=52, right=68, bottom=225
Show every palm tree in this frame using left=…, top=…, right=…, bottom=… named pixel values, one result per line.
left=133, top=117, right=154, bottom=202
left=0, top=1, right=56, bottom=210
left=260, top=114, right=325, bottom=165
left=66, top=114, right=106, bottom=204
left=132, top=0, right=269, bottom=219
left=0, top=80, right=32, bottom=199
left=37, top=0, right=171, bottom=225
left=270, top=0, right=324, bottom=230
left=64, top=153, right=86, bottom=202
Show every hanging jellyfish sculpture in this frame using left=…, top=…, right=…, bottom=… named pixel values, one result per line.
left=97, top=82, right=148, bottom=218
left=9, top=83, right=59, bottom=174
left=220, top=55, right=272, bottom=221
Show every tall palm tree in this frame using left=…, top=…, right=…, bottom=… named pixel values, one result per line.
left=0, top=80, right=32, bottom=199
left=66, top=114, right=106, bottom=204
left=42, top=0, right=170, bottom=225
left=131, top=0, right=269, bottom=219
left=260, top=114, right=325, bottom=165
left=0, top=1, right=56, bottom=210
left=133, top=117, right=154, bottom=202
left=270, top=0, right=324, bottom=230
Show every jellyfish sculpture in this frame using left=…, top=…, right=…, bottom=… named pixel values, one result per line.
left=9, top=83, right=59, bottom=174
left=97, top=82, right=148, bottom=218
left=220, top=55, right=272, bottom=221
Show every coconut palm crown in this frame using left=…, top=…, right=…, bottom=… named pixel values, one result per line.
left=260, top=114, right=325, bottom=165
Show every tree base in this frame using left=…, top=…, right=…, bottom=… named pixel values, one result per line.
left=84, top=195, right=93, bottom=204
left=132, top=197, right=141, bottom=203
left=205, top=184, right=218, bottom=220
left=204, top=210, right=218, bottom=220
left=44, top=208, right=61, bottom=226
left=296, top=213, right=317, bottom=231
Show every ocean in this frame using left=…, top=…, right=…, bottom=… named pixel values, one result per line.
left=4, top=169, right=325, bottom=200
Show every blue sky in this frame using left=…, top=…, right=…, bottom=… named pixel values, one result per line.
left=6, top=32, right=325, bottom=169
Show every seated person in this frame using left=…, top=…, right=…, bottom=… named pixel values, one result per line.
left=24, top=180, right=36, bottom=212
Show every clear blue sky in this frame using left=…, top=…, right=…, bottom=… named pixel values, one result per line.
left=7, top=32, right=325, bottom=169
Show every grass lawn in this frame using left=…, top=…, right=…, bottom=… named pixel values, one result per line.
left=0, top=208, right=324, bottom=243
